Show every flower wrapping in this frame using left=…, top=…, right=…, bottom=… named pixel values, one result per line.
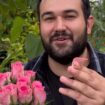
left=0, top=61, right=47, bottom=105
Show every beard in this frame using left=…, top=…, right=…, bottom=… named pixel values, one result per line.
left=41, top=28, right=87, bottom=65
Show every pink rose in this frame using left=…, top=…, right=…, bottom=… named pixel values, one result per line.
left=11, top=61, right=24, bottom=81
left=0, top=73, right=9, bottom=87
left=18, top=84, right=32, bottom=104
left=25, top=70, right=36, bottom=81
left=0, top=87, right=11, bottom=105
left=32, top=81, right=46, bottom=105
left=4, top=83, right=17, bottom=104
left=17, top=76, right=31, bottom=86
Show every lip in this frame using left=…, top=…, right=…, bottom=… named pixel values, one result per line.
left=53, top=38, right=71, bottom=45
left=52, top=36, right=71, bottom=41
left=51, top=35, right=73, bottom=46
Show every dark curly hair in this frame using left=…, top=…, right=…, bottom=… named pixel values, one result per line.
left=37, top=0, right=91, bottom=21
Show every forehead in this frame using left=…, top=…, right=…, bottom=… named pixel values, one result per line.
left=40, top=0, right=83, bottom=14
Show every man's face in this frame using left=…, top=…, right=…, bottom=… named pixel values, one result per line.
left=39, top=0, right=93, bottom=64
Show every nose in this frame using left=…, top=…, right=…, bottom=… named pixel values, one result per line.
left=55, top=17, right=66, bottom=31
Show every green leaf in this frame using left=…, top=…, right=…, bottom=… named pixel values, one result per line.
left=0, top=1, right=10, bottom=17
left=15, top=0, right=27, bottom=11
left=28, top=0, right=38, bottom=11
left=25, top=34, right=43, bottom=60
left=7, top=0, right=16, bottom=14
left=10, top=16, right=25, bottom=42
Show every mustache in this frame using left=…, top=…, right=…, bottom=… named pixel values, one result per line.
left=50, top=31, right=73, bottom=42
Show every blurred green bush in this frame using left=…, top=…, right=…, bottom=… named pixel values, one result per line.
left=0, top=0, right=43, bottom=71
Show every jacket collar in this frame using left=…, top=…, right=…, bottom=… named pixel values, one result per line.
left=87, top=42, right=102, bottom=74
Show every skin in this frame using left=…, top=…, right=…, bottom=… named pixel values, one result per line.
left=40, top=0, right=92, bottom=59
left=39, top=0, right=105, bottom=105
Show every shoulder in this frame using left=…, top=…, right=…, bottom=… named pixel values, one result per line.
left=95, top=51, right=105, bottom=75
left=96, top=51, right=105, bottom=61
left=24, top=52, right=48, bottom=70
left=24, top=56, right=39, bottom=70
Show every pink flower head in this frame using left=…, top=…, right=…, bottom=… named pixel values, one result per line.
left=18, top=84, right=32, bottom=104
left=32, top=81, right=46, bottom=105
left=4, top=83, right=17, bottom=104
left=17, top=76, right=31, bottom=86
left=0, top=73, right=9, bottom=87
left=25, top=70, right=36, bottom=81
left=11, top=61, right=24, bottom=81
left=0, top=87, right=11, bottom=105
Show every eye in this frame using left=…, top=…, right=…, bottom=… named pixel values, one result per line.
left=44, top=16, right=55, bottom=21
left=64, top=15, right=76, bottom=20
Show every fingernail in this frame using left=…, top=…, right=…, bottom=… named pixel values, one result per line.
left=60, top=76, right=66, bottom=81
left=59, top=88, right=64, bottom=93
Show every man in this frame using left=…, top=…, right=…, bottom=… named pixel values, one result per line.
left=25, top=0, right=105, bottom=105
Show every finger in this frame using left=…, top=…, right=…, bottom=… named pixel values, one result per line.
left=72, top=57, right=103, bottom=81
left=60, top=76, right=97, bottom=99
left=67, top=66, right=103, bottom=90
left=72, top=57, right=89, bottom=68
left=77, top=103, right=81, bottom=105
left=59, top=87, right=96, bottom=105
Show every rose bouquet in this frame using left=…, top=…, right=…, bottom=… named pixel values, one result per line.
left=0, top=61, right=46, bottom=105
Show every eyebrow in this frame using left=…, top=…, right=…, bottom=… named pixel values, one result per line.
left=41, top=9, right=78, bottom=18
left=63, top=9, right=78, bottom=14
left=41, top=12, right=53, bottom=18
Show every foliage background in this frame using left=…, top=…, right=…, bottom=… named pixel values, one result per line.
left=0, top=0, right=105, bottom=71
left=90, top=0, right=105, bottom=52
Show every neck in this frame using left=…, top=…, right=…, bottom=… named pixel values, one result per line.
left=48, top=47, right=89, bottom=77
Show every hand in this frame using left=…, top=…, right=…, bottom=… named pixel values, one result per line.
left=59, top=57, right=105, bottom=105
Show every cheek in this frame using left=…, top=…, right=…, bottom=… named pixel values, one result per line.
left=69, top=21, right=86, bottom=39
left=40, top=23, right=54, bottom=43
left=40, top=22, right=54, bottom=37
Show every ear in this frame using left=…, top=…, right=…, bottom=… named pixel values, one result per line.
left=87, top=15, right=94, bottom=35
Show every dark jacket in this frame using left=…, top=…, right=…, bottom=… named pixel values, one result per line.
left=25, top=42, right=105, bottom=105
